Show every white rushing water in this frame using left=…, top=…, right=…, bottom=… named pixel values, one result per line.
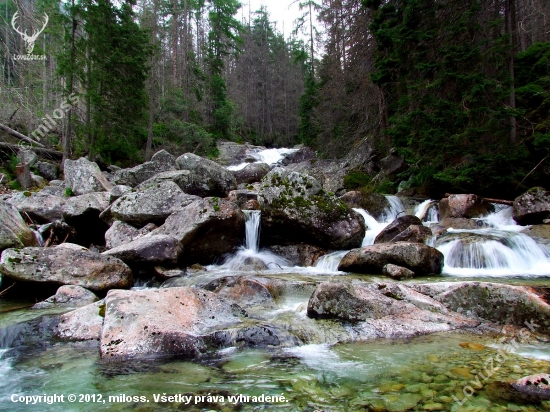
left=227, top=147, right=299, bottom=171
left=311, top=196, right=406, bottom=272
left=222, top=210, right=289, bottom=271
left=437, top=204, right=550, bottom=277
left=414, top=199, right=439, bottom=223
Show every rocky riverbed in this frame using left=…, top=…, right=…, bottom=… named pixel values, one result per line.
left=1, top=142, right=550, bottom=410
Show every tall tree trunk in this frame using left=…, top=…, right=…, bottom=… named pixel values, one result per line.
left=506, top=0, right=517, bottom=144
left=146, top=0, right=159, bottom=161
left=63, top=0, right=77, bottom=168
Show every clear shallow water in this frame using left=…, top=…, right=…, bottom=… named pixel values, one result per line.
left=0, top=327, right=549, bottom=411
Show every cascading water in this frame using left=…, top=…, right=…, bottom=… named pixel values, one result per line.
left=222, top=210, right=288, bottom=270
left=353, top=195, right=405, bottom=246
left=436, top=204, right=550, bottom=277
left=414, top=199, right=439, bottom=223
left=312, top=196, right=406, bottom=272
left=227, top=148, right=299, bottom=171
left=244, top=210, right=261, bottom=252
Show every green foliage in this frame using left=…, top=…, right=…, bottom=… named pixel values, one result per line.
left=299, top=66, right=319, bottom=146
left=344, top=170, right=372, bottom=190
left=65, top=187, right=74, bottom=197
left=366, top=0, right=526, bottom=197
left=515, top=42, right=550, bottom=156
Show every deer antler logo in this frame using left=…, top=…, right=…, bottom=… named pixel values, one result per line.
left=11, top=11, right=49, bottom=55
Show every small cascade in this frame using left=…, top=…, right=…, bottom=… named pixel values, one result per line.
left=227, top=148, right=299, bottom=171
left=222, top=210, right=289, bottom=270
left=414, top=200, right=439, bottom=223
left=244, top=210, right=261, bottom=252
left=352, top=195, right=405, bottom=246
left=313, top=251, right=348, bottom=272
left=436, top=204, right=550, bottom=277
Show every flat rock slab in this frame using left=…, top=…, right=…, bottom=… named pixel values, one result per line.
left=103, top=234, right=182, bottom=265
left=56, top=300, right=105, bottom=341
left=415, top=281, right=550, bottom=334
left=0, top=244, right=133, bottom=292
left=33, top=285, right=98, bottom=309
left=100, top=287, right=242, bottom=360
left=307, top=282, right=478, bottom=339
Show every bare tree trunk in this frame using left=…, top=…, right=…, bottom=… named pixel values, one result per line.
left=146, top=0, right=159, bottom=161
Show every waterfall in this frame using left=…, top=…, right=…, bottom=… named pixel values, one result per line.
left=352, top=195, right=405, bottom=246
left=227, top=148, right=299, bottom=171
left=313, top=251, right=349, bottom=272
left=436, top=205, right=550, bottom=277
left=222, top=210, right=289, bottom=270
left=244, top=210, right=261, bottom=252
left=414, top=200, right=439, bottom=223
left=33, top=230, right=44, bottom=247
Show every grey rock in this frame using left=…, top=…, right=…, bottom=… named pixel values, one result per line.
left=203, top=276, right=276, bottom=309
left=258, top=168, right=365, bottom=249
left=0, top=244, right=133, bottom=292
left=113, top=150, right=176, bottom=187
left=111, top=180, right=199, bottom=225
left=266, top=244, right=327, bottom=267
left=30, top=173, right=46, bottom=188
left=439, top=194, right=494, bottom=220
left=103, top=234, right=182, bottom=265
left=513, top=186, right=550, bottom=225
left=227, top=189, right=259, bottom=209
left=418, top=282, right=550, bottom=334
left=56, top=300, right=105, bottom=341
left=374, top=215, right=423, bottom=244
left=382, top=263, right=415, bottom=280
left=17, top=149, right=37, bottom=166
left=100, top=287, right=242, bottom=360
left=0, top=202, right=37, bottom=252
left=33, top=285, right=98, bottom=309
left=307, top=282, right=477, bottom=339
left=338, top=243, right=444, bottom=275
left=64, top=157, right=114, bottom=195
left=105, top=221, right=140, bottom=249
left=175, top=152, right=237, bottom=197
left=232, top=162, right=270, bottom=184
left=62, top=192, right=110, bottom=219
left=388, top=224, right=433, bottom=244
left=109, top=185, right=132, bottom=203
left=379, top=151, right=407, bottom=176
left=16, top=192, right=66, bottom=222
left=39, top=184, right=66, bottom=197
left=153, top=197, right=245, bottom=265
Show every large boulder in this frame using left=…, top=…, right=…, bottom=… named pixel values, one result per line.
left=175, top=152, right=237, bottom=197
left=0, top=202, right=37, bottom=252
left=100, top=287, right=242, bottom=360
left=416, top=282, right=550, bottom=334
left=513, top=187, right=550, bottom=225
left=64, top=157, right=114, bottom=195
left=110, top=180, right=199, bottom=225
left=374, top=215, right=423, bottom=244
left=227, top=189, right=259, bottom=209
left=232, top=163, right=270, bottom=184
left=266, top=243, right=327, bottom=267
left=104, top=220, right=139, bottom=249
left=0, top=244, right=133, bottom=292
left=103, top=234, right=182, bottom=265
left=15, top=193, right=66, bottom=223
left=379, top=150, right=407, bottom=176
left=203, top=276, right=276, bottom=309
left=338, top=243, right=444, bottom=275
left=439, top=194, right=494, bottom=219
left=153, top=198, right=245, bottom=265
left=113, top=150, right=176, bottom=187
left=307, top=282, right=477, bottom=338
left=33, top=285, right=98, bottom=309
left=258, top=168, right=365, bottom=249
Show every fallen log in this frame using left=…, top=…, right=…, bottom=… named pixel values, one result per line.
left=484, top=197, right=514, bottom=206
left=0, top=121, right=45, bottom=147
left=0, top=142, right=62, bottom=158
